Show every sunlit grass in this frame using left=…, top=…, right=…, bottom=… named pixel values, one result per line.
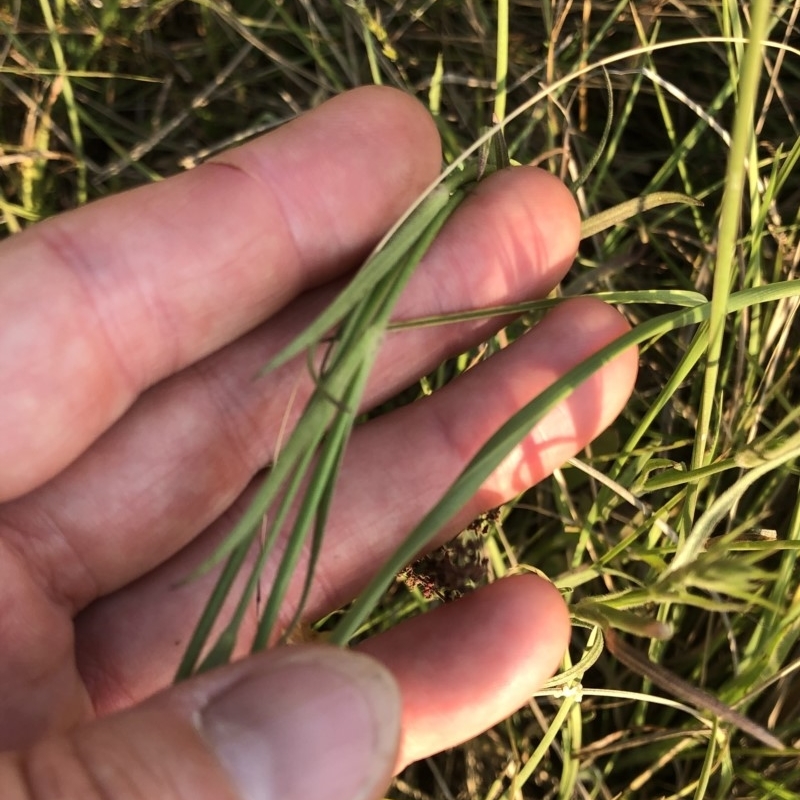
left=2, top=1, right=800, bottom=797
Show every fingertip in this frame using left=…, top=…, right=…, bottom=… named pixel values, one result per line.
left=525, top=167, right=582, bottom=262
left=357, top=574, right=572, bottom=770
left=482, top=573, right=571, bottom=686
left=515, top=572, right=572, bottom=666
left=551, top=295, right=639, bottom=405
left=332, top=86, right=443, bottom=181
left=261, top=85, right=443, bottom=219
left=436, top=166, right=582, bottom=304
left=213, top=84, right=444, bottom=293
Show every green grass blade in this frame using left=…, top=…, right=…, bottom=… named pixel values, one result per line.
left=580, top=192, right=702, bottom=240
left=192, top=444, right=318, bottom=675
left=688, top=0, right=773, bottom=501
left=174, top=541, right=250, bottom=681
left=662, top=430, right=800, bottom=581
left=572, top=67, right=613, bottom=191
left=493, top=0, right=509, bottom=123
left=251, top=356, right=369, bottom=650
left=260, top=181, right=462, bottom=374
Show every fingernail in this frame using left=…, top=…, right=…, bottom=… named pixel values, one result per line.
left=199, top=648, right=401, bottom=800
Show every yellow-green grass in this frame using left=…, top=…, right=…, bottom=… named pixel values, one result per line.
left=2, top=2, right=800, bottom=797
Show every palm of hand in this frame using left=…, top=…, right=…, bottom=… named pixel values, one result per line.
left=0, top=87, right=635, bottom=776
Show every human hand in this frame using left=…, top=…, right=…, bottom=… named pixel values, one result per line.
left=0, top=86, right=637, bottom=799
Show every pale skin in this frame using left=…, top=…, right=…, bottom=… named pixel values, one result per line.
left=0, top=87, right=638, bottom=799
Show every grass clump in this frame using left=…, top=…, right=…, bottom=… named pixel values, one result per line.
left=3, top=1, right=800, bottom=797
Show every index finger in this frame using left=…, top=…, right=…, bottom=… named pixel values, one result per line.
left=0, top=87, right=441, bottom=500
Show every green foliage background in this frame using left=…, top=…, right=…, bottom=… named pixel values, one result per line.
left=2, top=1, right=800, bottom=797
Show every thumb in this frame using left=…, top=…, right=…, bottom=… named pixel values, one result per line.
left=1, top=646, right=401, bottom=800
